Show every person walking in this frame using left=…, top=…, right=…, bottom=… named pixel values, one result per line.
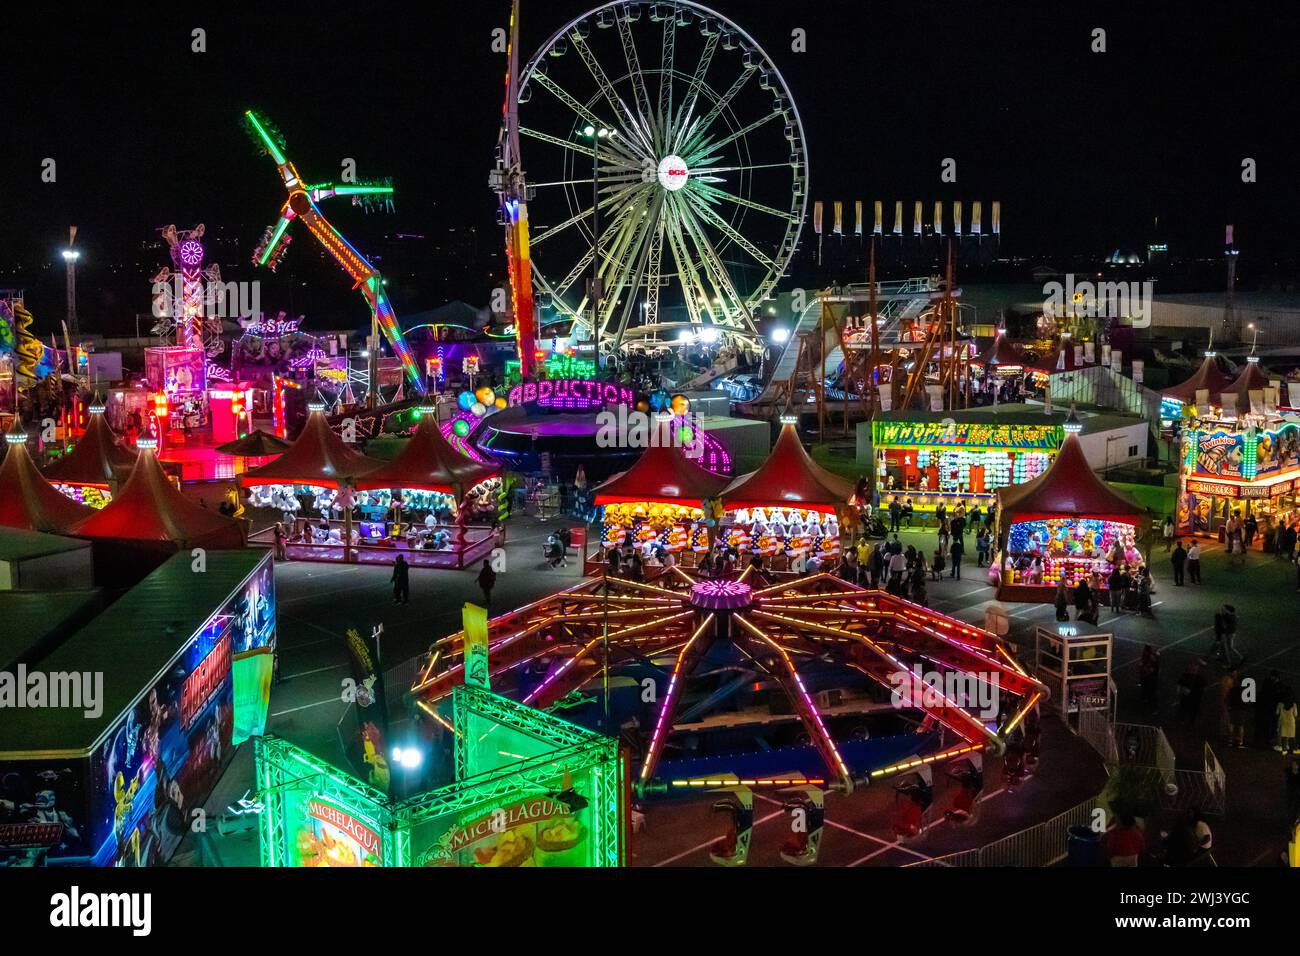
left=975, top=528, right=990, bottom=568
left=1223, top=670, right=1248, bottom=749
left=1162, top=516, right=1175, bottom=551
left=273, top=522, right=288, bottom=562
left=948, top=534, right=965, bottom=580
left=1186, top=540, right=1202, bottom=584
left=888, top=497, right=902, bottom=533
left=391, top=554, right=411, bottom=605
left=1171, top=540, right=1187, bottom=586
left=1108, top=565, right=1124, bottom=614
left=1278, top=691, right=1298, bottom=755
left=938, top=518, right=951, bottom=556
left=1073, top=578, right=1092, bottom=621
left=1211, top=604, right=1242, bottom=667
left=1054, top=580, right=1070, bottom=622
left=1177, top=658, right=1208, bottom=730
left=476, top=558, right=497, bottom=607
left=888, top=548, right=908, bottom=594
left=1138, top=645, right=1160, bottom=713
left=1258, top=670, right=1283, bottom=749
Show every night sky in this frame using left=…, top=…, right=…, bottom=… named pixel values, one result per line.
left=3, top=0, right=1297, bottom=329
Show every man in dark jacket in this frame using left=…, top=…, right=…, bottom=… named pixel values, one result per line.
left=1171, top=540, right=1187, bottom=586
left=391, top=555, right=410, bottom=605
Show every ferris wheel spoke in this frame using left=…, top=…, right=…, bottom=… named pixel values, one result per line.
left=596, top=195, right=657, bottom=335
left=680, top=187, right=778, bottom=272
left=571, top=32, right=654, bottom=156
left=615, top=13, right=656, bottom=151
left=692, top=181, right=801, bottom=222
left=642, top=216, right=666, bottom=329
left=531, top=178, right=643, bottom=249
left=531, top=72, right=621, bottom=143
left=679, top=66, right=757, bottom=157
left=609, top=194, right=664, bottom=347
left=520, top=126, right=599, bottom=157
left=673, top=195, right=754, bottom=332
left=666, top=202, right=723, bottom=326
left=661, top=210, right=706, bottom=328
left=657, top=14, right=675, bottom=152
left=685, top=110, right=783, bottom=162
left=668, top=31, right=719, bottom=149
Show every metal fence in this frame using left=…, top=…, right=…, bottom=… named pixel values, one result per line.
left=905, top=795, right=1102, bottom=867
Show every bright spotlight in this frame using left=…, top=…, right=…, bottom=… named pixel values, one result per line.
left=771, top=327, right=791, bottom=344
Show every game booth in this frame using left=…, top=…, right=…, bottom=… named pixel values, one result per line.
left=409, top=565, right=1048, bottom=847
left=255, top=685, right=625, bottom=867
left=720, top=419, right=852, bottom=571
left=1, top=419, right=95, bottom=535
left=585, top=441, right=730, bottom=575
left=42, top=399, right=139, bottom=509
left=872, top=412, right=1063, bottom=522
left=244, top=402, right=501, bottom=568
left=349, top=405, right=502, bottom=569
left=0, top=550, right=275, bottom=866
left=993, top=424, right=1146, bottom=602
left=1177, top=404, right=1300, bottom=541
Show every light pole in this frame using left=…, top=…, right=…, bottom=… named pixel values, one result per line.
left=581, top=125, right=614, bottom=370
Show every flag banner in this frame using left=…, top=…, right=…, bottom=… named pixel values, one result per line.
left=813, top=201, right=824, bottom=234
left=873, top=200, right=883, bottom=235
left=854, top=200, right=863, bottom=235
left=462, top=603, right=490, bottom=689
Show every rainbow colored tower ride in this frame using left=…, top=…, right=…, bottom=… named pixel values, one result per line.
left=244, top=109, right=425, bottom=395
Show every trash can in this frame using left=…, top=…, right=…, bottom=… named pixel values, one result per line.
left=1067, top=825, right=1106, bottom=867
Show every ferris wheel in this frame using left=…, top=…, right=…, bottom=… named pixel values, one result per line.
left=518, top=0, right=807, bottom=354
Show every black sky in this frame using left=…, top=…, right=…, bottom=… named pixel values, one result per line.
left=3, top=1, right=1298, bottom=296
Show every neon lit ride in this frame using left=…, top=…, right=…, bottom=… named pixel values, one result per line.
left=244, top=109, right=424, bottom=394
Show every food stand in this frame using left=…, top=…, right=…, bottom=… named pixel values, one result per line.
left=255, top=685, right=624, bottom=867
left=872, top=412, right=1063, bottom=521
left=1177, top=404, right=1299, bottom=540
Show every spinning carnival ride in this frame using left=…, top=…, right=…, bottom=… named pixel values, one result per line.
left=244, top=110, right=425, bottom=394
left=516, top=0, right=807, bottom=353
left=413, top=567, right=1046, bottom=795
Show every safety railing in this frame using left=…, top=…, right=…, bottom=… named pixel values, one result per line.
left=905, top=795, right=1103, bottom=867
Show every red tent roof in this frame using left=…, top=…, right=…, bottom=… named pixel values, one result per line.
left=353, top=412, right=500, bottom=496
left=997, top=433, right=1144, bottom=523
left=240, top=410, right=382, bottom=489
left=1222, top=359, right=1272, bottom=409
left=1162, top=354, right=1232, bottom=404
left=43, top=412, right=137, bottom=486
left=0, top=428, right=94, bottom=534
left=977, top=333, right=1024, bottom=368
left=721, top=424, right=855, bottom=514
left=594, top=443, right=730, bottom=507
left=73, top=446, right=245, bottom=548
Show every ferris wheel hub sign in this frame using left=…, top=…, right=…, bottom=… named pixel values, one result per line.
left=656, top=155, right=690, bottom=192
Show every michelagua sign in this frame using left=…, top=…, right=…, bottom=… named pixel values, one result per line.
left=414, top=795, right=589, bottom=868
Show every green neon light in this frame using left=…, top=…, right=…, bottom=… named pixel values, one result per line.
left=258, top=216, right=293, bottom=267
left=245, top=110, right=286, bottom=165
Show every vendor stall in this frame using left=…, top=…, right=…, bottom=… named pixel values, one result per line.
left=587, top=441, right=729, bottom=574
left=347, top=405, right=503, bottom=568
left=42, top=399, right=138, bottom=508
left=256, top=685, right=624, bottom=868
left=994, top=421, right=1145, bottom=602
left=720, top=418, right=853, bottom=569
left=1177, top=408, right=1299, bottom=540
left=872, top=412, right=1063, bottom=521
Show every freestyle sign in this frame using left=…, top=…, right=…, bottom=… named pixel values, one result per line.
left=875, top=421, right=1063, bottom=450
left=507, top=379, right=635, bottom=410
